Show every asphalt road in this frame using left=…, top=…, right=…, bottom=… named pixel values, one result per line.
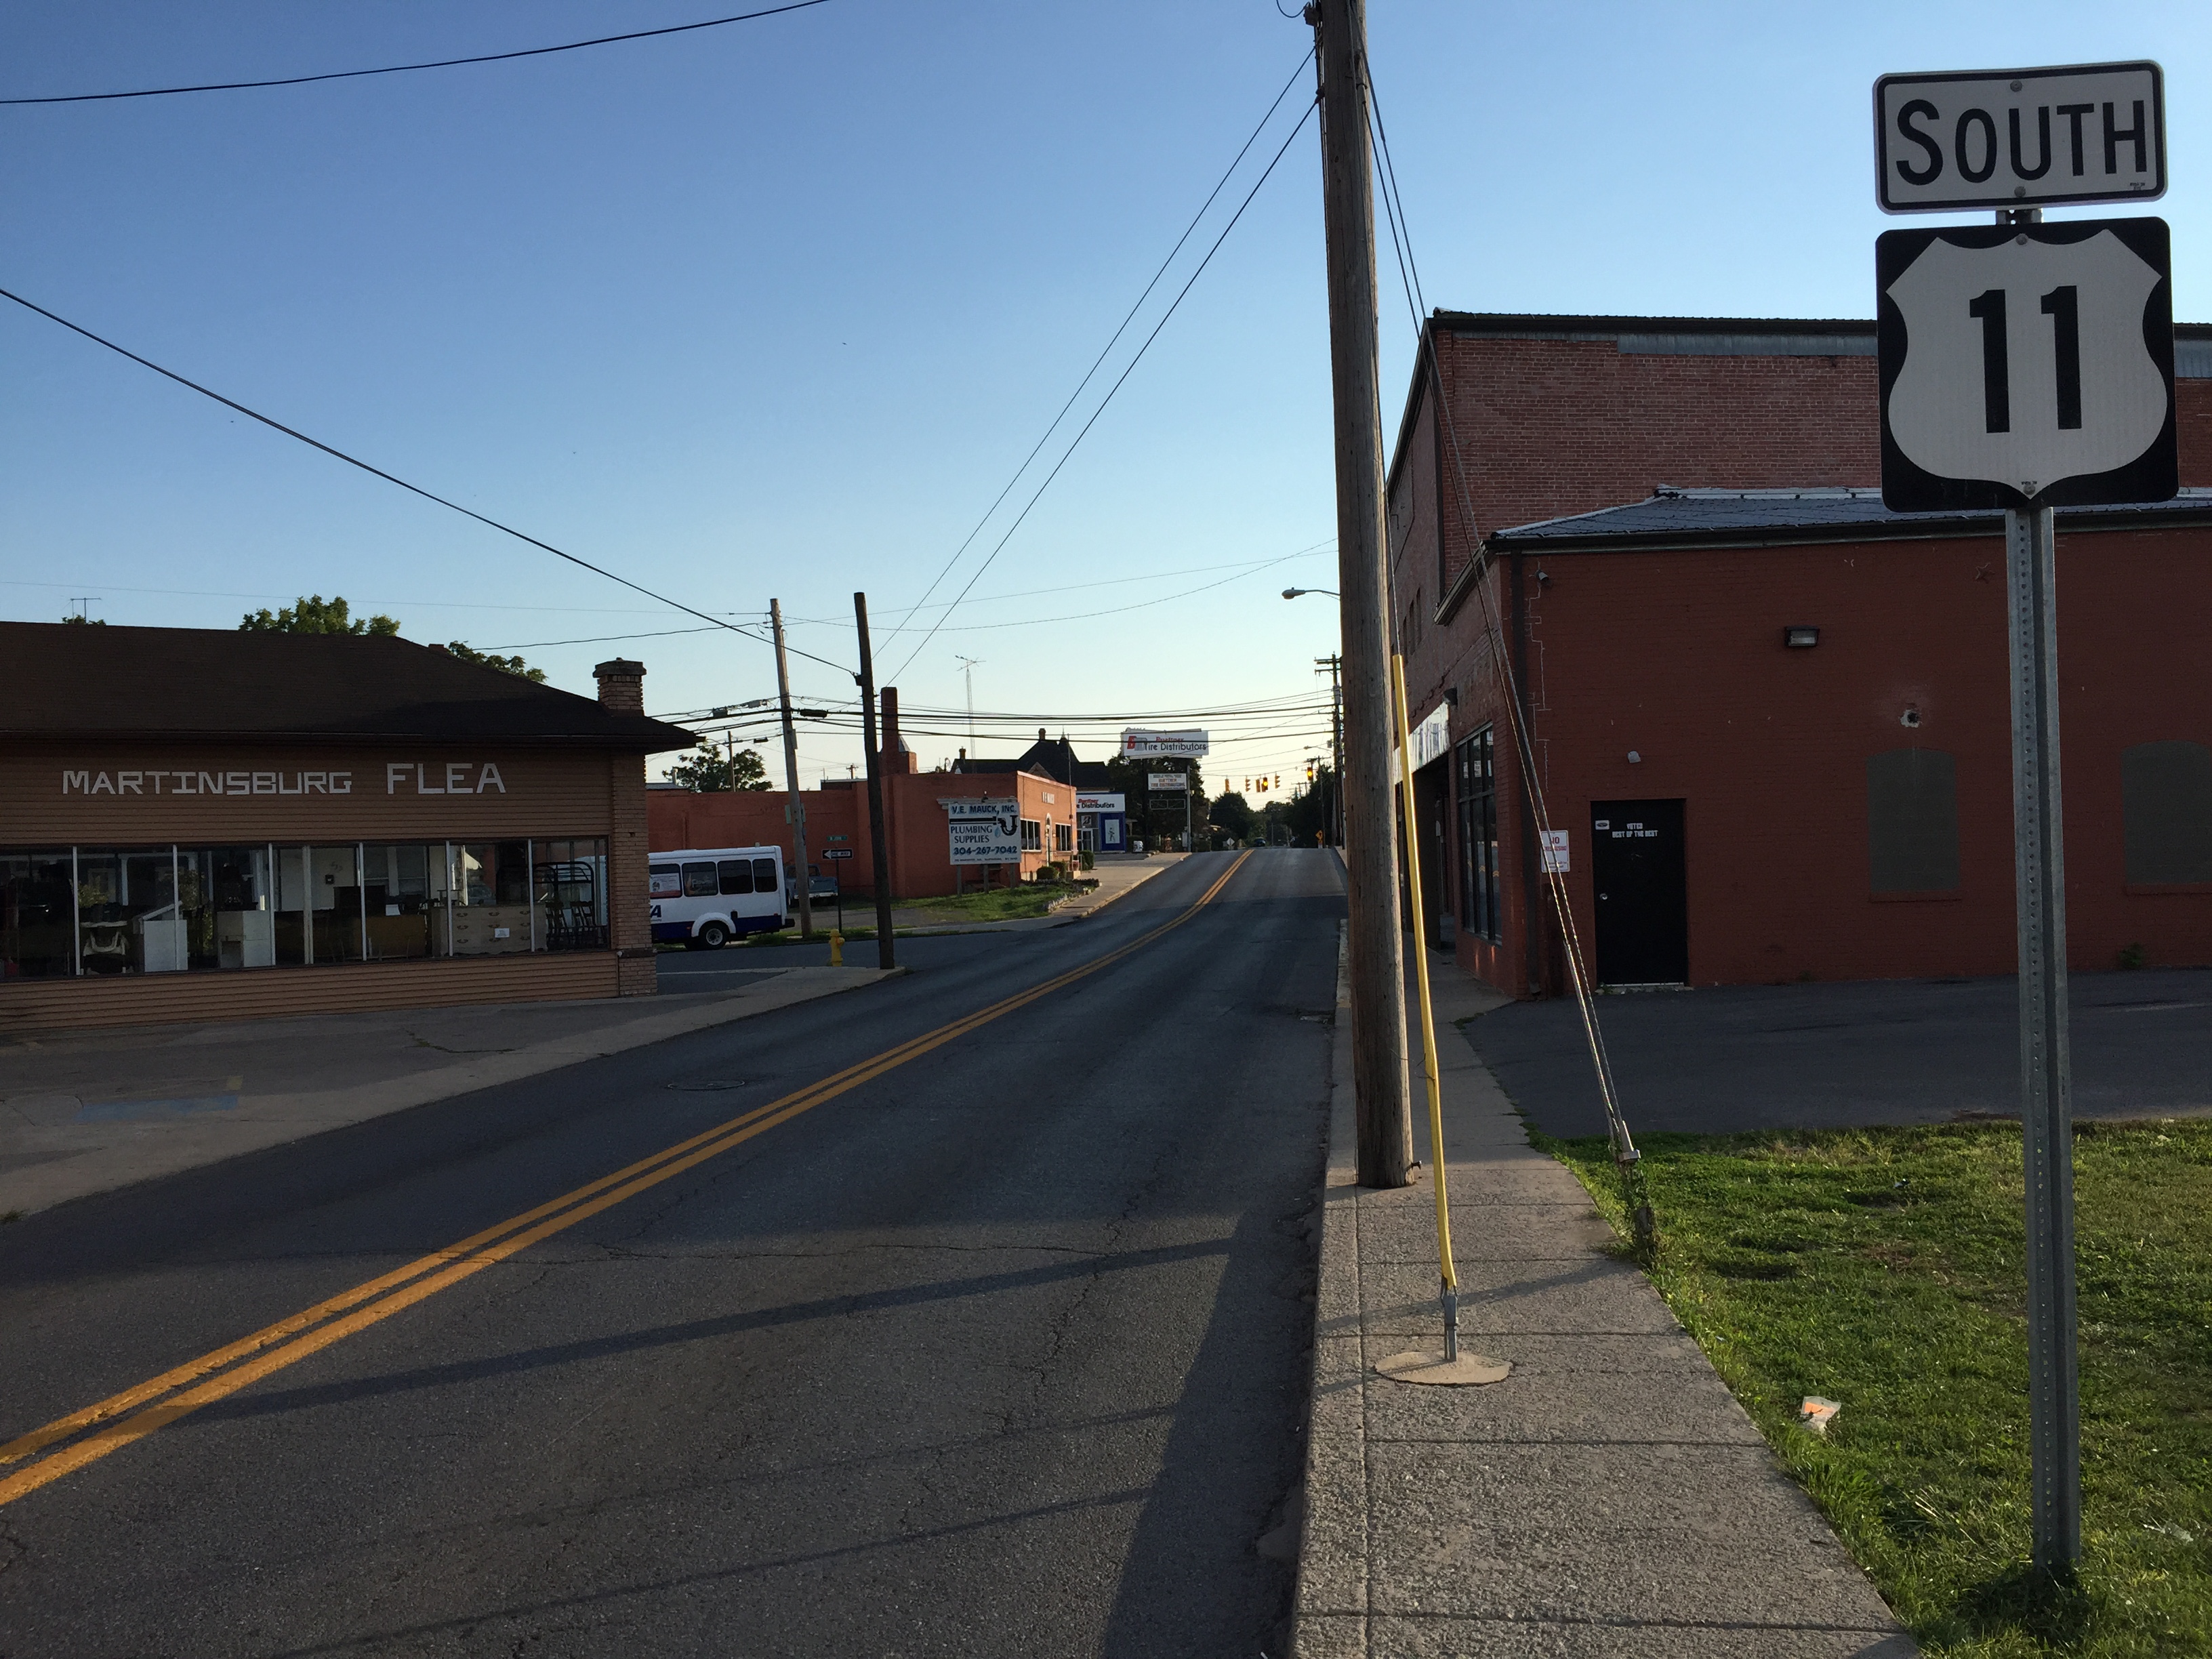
left=0, top=848, right=1344, bottom=1659
left=1466, top=964, right=2212, bottom=1137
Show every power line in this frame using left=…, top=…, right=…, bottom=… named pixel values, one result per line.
left=0, top=1, right=833, bottom=106
left=888, top=87, right=1319, bottom=683
left=0, top=283, right=853, bottom=677
left=492, top=541, right=1334, bottom=651
left=876, top=47, right=1317, bottom=668
left=780, top=541, right=1334, bottom=626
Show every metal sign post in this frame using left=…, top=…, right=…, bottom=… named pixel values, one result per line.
left=1875, top=64, right=2174, bottom=1575
left=2006, top=497, right=2081, bottom=1570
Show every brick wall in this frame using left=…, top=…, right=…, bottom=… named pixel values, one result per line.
left=1379, top=316, right=2212, bottom=994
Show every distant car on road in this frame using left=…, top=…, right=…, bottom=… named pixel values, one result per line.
left=786, top=870, right=842, bottom=909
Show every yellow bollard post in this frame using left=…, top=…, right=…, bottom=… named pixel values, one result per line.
left=828, top=930, right=844, bottom=966
left=1374, top=652, right=1510, bottom=1388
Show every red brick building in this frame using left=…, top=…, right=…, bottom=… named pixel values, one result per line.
left=1387, top=313, right=2212, bottom=995
left=648, top=704, right=1083, bottom=898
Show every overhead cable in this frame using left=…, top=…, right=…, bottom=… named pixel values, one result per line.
left=0, top=1, right=832, bottom=106
left=874, top=47, right=1317, bottom=666
left=889, top=87, right=1319, bottom=683
left=0, top=284, right=853, bottom=676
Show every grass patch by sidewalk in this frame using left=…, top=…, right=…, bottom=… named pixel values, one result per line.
left=893, top=882, right=1084, bottom=924
left=1542, top=1121, right=2212, bottom=1658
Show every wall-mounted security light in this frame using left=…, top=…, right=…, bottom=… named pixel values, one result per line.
left=1900, top=708, right=1923, bottom=729
left=1784, top=626, right=1821, bottom=648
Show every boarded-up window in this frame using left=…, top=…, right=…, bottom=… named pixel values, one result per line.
left=1868, top=748, right=1959, bottom=893
left=2123, top=741, right=2212, bottom=884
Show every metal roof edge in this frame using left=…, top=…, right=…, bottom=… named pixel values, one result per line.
left=1486, top=506, right=2212, bottom=556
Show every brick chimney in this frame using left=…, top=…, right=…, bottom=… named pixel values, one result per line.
left=593, top=658, right=646, bottom=714
left=882, top=686, right=917, bottom=774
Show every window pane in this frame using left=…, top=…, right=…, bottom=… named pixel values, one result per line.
left=0, top=853, right=76, bottom=980
left=451, top=843, right=531, bottom=955
left=682, top=861, right=718, bottom=897
left=178, top=846, right=278, bottom=969
left=535, top=840, right=607, bottom=950
left=363, top=844, right=436, bottom=960
left=718, top=859, right=754, bottom=895
left=649, top=864, right=681, bottom=898
left=752, top=857, right=777, bottom=888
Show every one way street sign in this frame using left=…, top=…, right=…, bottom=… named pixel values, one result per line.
left=1877, top=217, right=2175, bottom=511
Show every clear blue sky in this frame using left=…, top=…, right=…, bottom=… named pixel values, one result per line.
left=3, top=2, right=2205, bottom=790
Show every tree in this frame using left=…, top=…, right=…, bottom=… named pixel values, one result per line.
left=1284, top=765, right=1334, bottom=845
left=663, top=739, right=772, bottom=792
left=239, top=595, right=399, bottom=635
left=1208, top=791, right=1254, bottom=843
left=1103, top=755, right=1208, bottom=851
left=445, top=640, right=547, bottom=683
left=61, top=614, right=105, bottom=626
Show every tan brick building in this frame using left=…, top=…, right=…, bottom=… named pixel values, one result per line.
left=0, top=624, right=694, bottom=1031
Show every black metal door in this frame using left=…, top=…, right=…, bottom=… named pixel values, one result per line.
left=1591, top=799, right=1688, bottom=986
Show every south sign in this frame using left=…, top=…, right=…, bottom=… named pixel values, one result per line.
left=1877, top=218, right=2175, bottom=512
left=1875, top=62, right=2164, bottom=213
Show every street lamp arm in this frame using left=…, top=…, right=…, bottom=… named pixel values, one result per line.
left=1283, top=587, right=1340, bottom=600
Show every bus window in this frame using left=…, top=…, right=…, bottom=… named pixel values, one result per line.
left=718, top=859, right=754, bottom=895
left=752, top=857, right=777, bottom=889
left=649, top=865, right=680, bottom=898
left=682, top=862, right=718, bottom=897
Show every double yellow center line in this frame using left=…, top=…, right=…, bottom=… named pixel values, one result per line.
left=0, top=851, right=1253, bottom=1508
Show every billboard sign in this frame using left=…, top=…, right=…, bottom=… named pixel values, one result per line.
left=1121, top=729, right=1209, bottom=758
left=944, top=798, right=1021, bottom=865
left=1075, top=792, right=1126, bottom=814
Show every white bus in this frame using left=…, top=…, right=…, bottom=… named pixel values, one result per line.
left=648, top=845, right=790, bottom=948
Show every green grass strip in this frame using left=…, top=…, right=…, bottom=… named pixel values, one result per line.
left=1540, top=1120, right=2212, bottom=1656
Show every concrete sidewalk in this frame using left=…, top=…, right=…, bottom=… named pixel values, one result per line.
left=0, top=965, right=899, bottom=1219
left=1293, top=942, right=1915, bottom=1657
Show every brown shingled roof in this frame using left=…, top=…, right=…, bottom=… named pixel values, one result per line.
left=0, top=623, right=697, bottom=750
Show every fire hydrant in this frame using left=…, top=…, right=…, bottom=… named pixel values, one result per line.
left=828, top=930, right=844, bottom=966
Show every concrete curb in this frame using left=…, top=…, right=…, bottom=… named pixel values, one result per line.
left=1289, top=926, right=1917, bottom=1657
left=0, top=965, right=903, bottom=1218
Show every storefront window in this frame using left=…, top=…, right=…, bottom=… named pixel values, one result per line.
left=174, top=846, right=276, bottom=970
left=1456, top=729, right=1500, bottom=945
left=66, top=848, right=184, bottom=975
left=3, top=853, right=82, bottom=980
left=274, top=846, right=312, bottom=966
left=451, top=842, right=534, bottom=955
left=3, top=836, right=616, bottom=977
left=361, top=843, right=446, bottom=960
left=533, top=838, right=608, bottom=950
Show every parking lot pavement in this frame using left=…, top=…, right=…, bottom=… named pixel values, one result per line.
left=1464, top=966, right=2212, bottom=1138
left=0, top=964, right=897, bottom=1218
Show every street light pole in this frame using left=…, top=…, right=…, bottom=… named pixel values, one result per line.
left=1312, top=0, right=1412, bottom=1187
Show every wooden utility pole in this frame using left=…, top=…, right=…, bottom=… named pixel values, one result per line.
left=853, top=592, right=897, bottom=970
left=769, top=598, right=815, bottom=940
left=1313, top=0, right=1412, bottom=1187
left=1317, top=653, right=1345, bottom=846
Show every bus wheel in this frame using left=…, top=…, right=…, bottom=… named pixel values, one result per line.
left=696, top=920, right=730, bottom=950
